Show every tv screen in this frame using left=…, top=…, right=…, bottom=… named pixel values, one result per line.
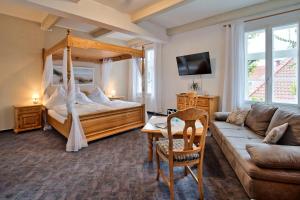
left=176, top=52, right=212, bottom=76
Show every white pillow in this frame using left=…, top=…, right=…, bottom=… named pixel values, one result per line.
left=44, top=86, right=66, bottom=109
left=263, top=123, right=288, bottom=144
left=75, top=85, right=94, bottom=104
left=88, top=87, right=110, bottom=104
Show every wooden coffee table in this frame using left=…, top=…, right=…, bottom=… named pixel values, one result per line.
left=141, top=116, right=203, bottom=162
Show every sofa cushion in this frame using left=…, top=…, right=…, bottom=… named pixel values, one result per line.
left=220, top=134, right=300, bottom=184
left=245, top=103, right=278, bottom=136
left=263, top=123, right=288, bottom=144
left=246, top=143, right=300, bottom=170
left=212, top=121, right=263, bottom=140
left=266, top=109, right=300, bottom=146
left=226, top=109, right=249, bottom=126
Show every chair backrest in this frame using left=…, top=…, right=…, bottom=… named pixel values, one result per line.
left=167, top=108, right=209, bottom=156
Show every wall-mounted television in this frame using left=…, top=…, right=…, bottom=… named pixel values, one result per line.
left=176, top=52, right=212, bottom=76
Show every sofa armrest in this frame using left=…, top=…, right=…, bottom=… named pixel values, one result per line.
left=213, top=112, right=230, bottom=121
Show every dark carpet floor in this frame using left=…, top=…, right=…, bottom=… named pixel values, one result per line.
left=0, top=128, right=248, bottom=200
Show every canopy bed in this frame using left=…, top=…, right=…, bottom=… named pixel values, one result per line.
left=42, top=30, right=146, bottom=151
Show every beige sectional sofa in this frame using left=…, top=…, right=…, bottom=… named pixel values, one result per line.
left=210, top=104, right=300, bottom=200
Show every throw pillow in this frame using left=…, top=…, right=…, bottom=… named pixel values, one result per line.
left=245, top=103, right=278, bottom=136
left=88, top=87, right=110, bottom=104
left=226, top=109, right=249, bottom=126
left=266, top=109, right=300, bottom=146
left=263, top=123, right=288, bottom=144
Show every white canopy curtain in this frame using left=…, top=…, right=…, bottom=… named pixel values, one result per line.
left=63, top=48, right=88, bottom=152
left=41, top=49, right=88, bottom=152
left=221, top=21, right=245, bottom=111
left=41, top=55, right=53, bottom=103
left=101, top=58, right=112, bottom=94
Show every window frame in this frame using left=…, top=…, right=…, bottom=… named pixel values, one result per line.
left=244, top=16, right=300, bottom=108
left=136, top=45, right=155, bottom=96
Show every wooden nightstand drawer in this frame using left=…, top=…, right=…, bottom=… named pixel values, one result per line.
left=18, top=106, right=41, bottom=114
left=19, top=113, right=41, bottom=129
left=14, top=105, right=42, bottom=133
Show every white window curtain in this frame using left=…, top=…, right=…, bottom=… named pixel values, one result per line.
left=101, top=58, right=112, bottom=94
left=62, top=48, right=88, bottom=152
left=222, top=21, right=245, bottom=111
left=41, top=55, right=53, bottom=103
left=128, top=57, right=142, bottom=102
left=147, top=43, right=163, bottom=113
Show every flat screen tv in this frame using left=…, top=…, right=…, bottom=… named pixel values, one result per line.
left=176, top=52, right=212, bottom=76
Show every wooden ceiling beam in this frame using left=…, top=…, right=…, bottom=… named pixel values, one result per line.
left=41, top=14, right=60, bottom=31
left=90, top=27, right=112, bottom=38
left=131, top=0, right=186, bottom=23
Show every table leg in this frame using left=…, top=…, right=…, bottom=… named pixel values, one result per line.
left=148, top=134, right=153, bottom=162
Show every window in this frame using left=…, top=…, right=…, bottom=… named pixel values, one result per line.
left=272, top=24, right=298, bottom=104
left=244, top=23, right=299, bottom=105
left=245, top=30, right=266, bottom=102
left=136, top=48, right=155, bottom=95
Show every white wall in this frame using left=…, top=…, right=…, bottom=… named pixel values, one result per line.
left=0, top=14, right=129, bottom=131
left=161, top=25, right=225, bottom=112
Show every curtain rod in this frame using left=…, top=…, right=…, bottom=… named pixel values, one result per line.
left=244, top=8, right=300, bottom=23
left=223, top=7, right=300, bottom=27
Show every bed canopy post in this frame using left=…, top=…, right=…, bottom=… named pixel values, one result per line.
left=66, top=30, right=72, bottom=116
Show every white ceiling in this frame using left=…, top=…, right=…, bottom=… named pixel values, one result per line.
left=150, top=0, right=268, bottom=28
left=56, top=18, right=98, bottom=33
left=0, top=0, right=271, bottom=41
left=93, top=0, right=161, bottom=13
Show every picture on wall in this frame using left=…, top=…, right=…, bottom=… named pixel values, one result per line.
left=53, top=65, right=94, bottom=85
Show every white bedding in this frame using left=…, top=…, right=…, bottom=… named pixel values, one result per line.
left=47, top=101, right=141, bottom=123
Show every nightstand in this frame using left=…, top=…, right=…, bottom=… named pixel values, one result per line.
left=14, top=104, right=42, bottom=133
left=109, top=96, right=125, bottom=101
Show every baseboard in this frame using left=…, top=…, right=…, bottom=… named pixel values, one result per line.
left=0, top=129, right=13, bottom=133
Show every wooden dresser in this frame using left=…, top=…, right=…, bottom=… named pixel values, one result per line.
left=14, top=104, right=42, bottom=133
left=176, top=93, right=219, bottom=122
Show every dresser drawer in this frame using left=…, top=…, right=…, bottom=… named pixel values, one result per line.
left=177, top=96, right=186, bottom=104
left=196, top=106, right=209, bottom=112
left=177, top=104, right=186, bottom=110
left=196, top=98, right=209, bottom=107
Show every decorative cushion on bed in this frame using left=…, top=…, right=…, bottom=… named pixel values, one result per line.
left=263, top=123, right=288, bottom=144
left=245, top=103, right=278, bottom=136
left=75, top=85, right=94, bottom=104
left=88, top=87, right=110, bottom=104
left=226, top=109, right=249, bottom=126
left=246, top=143, right=300, bottom=170
left=156, top=139, right=199, bottom=162
left=44, top=86, right=66, bottom=109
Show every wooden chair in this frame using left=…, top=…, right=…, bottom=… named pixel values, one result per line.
left=155, top=108, right=209, bottom=200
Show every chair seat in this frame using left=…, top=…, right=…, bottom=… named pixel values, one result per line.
left=156, top=139, right=200, bottom=162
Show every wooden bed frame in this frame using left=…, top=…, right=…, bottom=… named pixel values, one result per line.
left=43, top=30, right=146, bottom=142
left=46, top=105, right=145, bottom=142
